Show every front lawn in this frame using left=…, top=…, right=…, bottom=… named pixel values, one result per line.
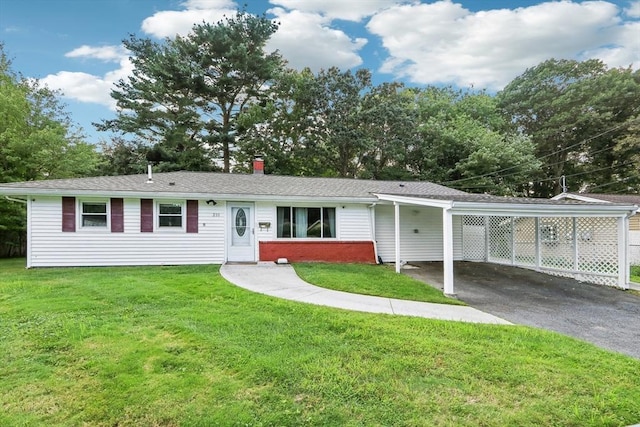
left=293, top=262, right=465, bottom=305
left=1, top=259, right=639, bottom=426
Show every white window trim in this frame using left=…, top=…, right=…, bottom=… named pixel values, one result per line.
left=276, top=205, right=338, bottom=240
left=156, top=200, right=185, bottom=232
left=78, top=199, right=110, bottom=232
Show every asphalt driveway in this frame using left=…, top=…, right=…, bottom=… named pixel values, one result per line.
left=403, top=261, right=640, bottom=359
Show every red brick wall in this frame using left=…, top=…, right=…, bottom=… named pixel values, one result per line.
left=259, top=241, right=376, bottom=263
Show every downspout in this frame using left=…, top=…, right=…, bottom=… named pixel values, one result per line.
left=5, top=196, right=28, bottom=204
left=368, top=203, right=379, bottom=264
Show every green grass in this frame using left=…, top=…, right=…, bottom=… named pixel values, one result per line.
left=293, top=262, right=465, bottom=305
left=631, top=265, right=640, bottom=284
left=1, top=258, right=639, bottom=426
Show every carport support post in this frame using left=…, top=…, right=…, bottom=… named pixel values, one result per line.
left=618, top=216, right=629, bottom=288
left=443, top=208, right=455, bottom=296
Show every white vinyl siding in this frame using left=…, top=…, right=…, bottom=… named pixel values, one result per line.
left=338, top=204, right=373, bottom=241
left=255, top=202, right=275, bottom=241
left=375, top=205, right=462, bottom=263
left=629, top=230, right=640, bottom=265
left=29, top=197, right=225, bottom=267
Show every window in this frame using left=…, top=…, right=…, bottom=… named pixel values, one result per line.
left=158, top=202, right=183, bottom=228
left=81, top=201, right=107, bottom=227
left=277, top=207, right=335, bottom=238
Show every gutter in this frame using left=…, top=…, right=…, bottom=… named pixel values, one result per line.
left=448, top=201, right=638, bottom=218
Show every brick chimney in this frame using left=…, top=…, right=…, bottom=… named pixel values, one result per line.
left=253, top=155, right=264, bottom=175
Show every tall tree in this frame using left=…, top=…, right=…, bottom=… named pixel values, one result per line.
left=235, top=68, right=329, bottom=175
left=409, top=87, right=539, bottom=195
left=97, top=138, right=149, bottom=176
left=572, top=68, right=640, bottom=193
left=97, top=11, right=284, bottom=172
left=237, top=67, right=374, bottom=177
left=358, top=83, right=418, bottom=180
left=315, top=67, right=372, bottom=177
left=497, top=58, right=639, bottom=196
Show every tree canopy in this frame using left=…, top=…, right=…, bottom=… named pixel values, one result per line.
left=497, top=59, right=640, bottom=196
left=93, top=13, right=638, bottom=197
left=0, top=44, right=100, bottom=256
left=97, top=11, right=285, bottom=172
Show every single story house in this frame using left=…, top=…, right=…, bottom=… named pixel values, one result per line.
left=1, top=158, right=637, bottom=293
left=552, top=193, right=640, bottom=265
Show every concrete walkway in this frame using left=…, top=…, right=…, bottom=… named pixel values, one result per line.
left=220, top=263, right=511, bottom=325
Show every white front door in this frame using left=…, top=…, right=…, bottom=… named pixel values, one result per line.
left=227, top=203, right=255, bottom=262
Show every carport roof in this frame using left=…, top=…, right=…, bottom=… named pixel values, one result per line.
left=374, top=193, right=639, bottom=217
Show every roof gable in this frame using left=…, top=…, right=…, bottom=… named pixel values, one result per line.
left=552, top=192, right=640, bottom=205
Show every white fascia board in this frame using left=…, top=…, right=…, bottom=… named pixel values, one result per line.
left=373, top=193, right=453, bottom=209
left=449, top=202, right=638, bottom=218
left=0, top=187, right=377, bottom=204
left=371, top=193, right=637, bottom=217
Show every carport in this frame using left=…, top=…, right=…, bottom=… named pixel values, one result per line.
left=374, top=193, right=638, bottom=295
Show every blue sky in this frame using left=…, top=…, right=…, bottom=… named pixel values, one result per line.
left=1, top=0, right=638, bottom=144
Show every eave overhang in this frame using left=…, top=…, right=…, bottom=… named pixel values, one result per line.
left=0, top=187, right=379, bottom=204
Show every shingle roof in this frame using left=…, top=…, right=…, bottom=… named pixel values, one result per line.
left=0, top=171, right=467, bottom=200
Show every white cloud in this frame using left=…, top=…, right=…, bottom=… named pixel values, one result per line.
left=625, top=1, right=640, bottom=18
left=367, top=1, right=637, bottom=90
left=65, top=45, right=128, bottom=62
left=141, top=0, right=236, bottom=38
left=46, top=0, right=237, bottom=109
left=267, top=7, right=367, bottom=71
left=42, top=0, right=369, bottom=109
left=269, top=0, right=406, bottom=21
left=182, top=0, right=236, bottom=9
left=47, top=0, right=638, bottom=112
left=41, top=55, right=133, bottom=110
left=582, top=20, right=640, bottom=69
left=41, top=71, right=117, bottom=109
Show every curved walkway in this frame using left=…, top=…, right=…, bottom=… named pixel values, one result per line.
left=220, top=263, right=510, bottom=325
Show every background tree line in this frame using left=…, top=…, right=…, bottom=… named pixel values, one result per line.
left=96, top=12, right=638, bottom=197
left=1, top=11, right=639, bottom=256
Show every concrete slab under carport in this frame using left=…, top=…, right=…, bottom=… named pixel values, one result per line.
left=403, top=261, right=640, bottom=359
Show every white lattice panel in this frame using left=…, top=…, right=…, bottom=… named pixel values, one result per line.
left=488, top=216, right=512, bottom=264
left=459, top=214, right=622, bottom=288
left=539, top=217, right=574, bottom=271
left=513, top=217, right=536, bottom=266
left=462, top=216, right=486, bottom=261
left=575, top=217, right=618, bottom=286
